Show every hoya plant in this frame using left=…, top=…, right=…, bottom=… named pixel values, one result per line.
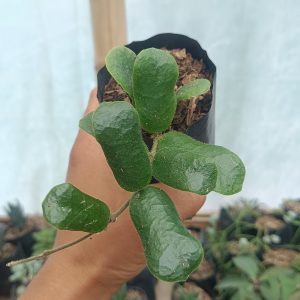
left=8, top=47, right=245, bottom=282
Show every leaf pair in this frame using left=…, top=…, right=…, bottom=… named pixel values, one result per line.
left=43, top=184, right=203, bottom=282
left=106, top=46, right=211, bottom=133
left=81, top=101, right=245, bottom=196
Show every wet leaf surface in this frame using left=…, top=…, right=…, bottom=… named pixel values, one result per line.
left=42, top=183, right=110, bottom=233
left=133, top=48, right=178, bottom=133
left=129, top=187, right=203, bottom=281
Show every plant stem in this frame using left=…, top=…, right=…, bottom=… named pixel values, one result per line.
left=7, top=199, right=131, bottom=268
left=7, top=233, right=93, bottom=267
left=291, top=225, right=300, bottom=244
left=110, top=199, right=130, bottom=222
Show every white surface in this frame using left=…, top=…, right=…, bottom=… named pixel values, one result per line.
left=0, top=1, right=95, bottom=214
left=125, top=0, right=300, bottom=210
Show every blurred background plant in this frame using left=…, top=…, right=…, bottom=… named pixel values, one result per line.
left=181, top=198, right=300, bottom=300
left=1, top=198, right=299, bottom=299
left=9, top=227, right=56, bottom=298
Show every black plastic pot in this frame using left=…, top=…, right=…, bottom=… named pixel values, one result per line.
left=127, top=268, right=156, bottom=300
left=256, top=214, right=294, bottom=246
left=188, top=268, right=216, bottom=297
left=6, top=227, right=37, bottom=257
left=0, top=242, right=24, bottom=296
left=267, top=224, right=294, bottom=246
left=218, top=208, right=258, bottom=238
left=217, top=208, right=234, bottom=230
left=126, top=286, right=148, bottom=300
left=97, top=33, right=216, bottom=144
left=173, top=283, right=212, bottom=300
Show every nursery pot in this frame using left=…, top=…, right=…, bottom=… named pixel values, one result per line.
left=218, top=208, right=258, bottom=238
left=0, top=242, right=24, bottom=296
left=173, top=282, right=212, bottom=300
left=127, top=268, right=156, bottom=300
left=97, top=33, right=216, bottom=144
left=188, top=257, right=216, bottom=297
left=6, top=225, right=37, bottom=257
left=255, top=215, right=294, bottom=246
left=126, top=287, right=148, bottom=300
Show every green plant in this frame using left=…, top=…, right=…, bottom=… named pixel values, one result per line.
left=5, top=200, right=26, bottom=231
left=111, top=285, right=127, bottom=300
left=0, top=224, right=5, bottom=244
left=32, top=227, right=56, bottom=255
left=217, top=255, right=300, bottom=300
left=197, top=199, right=300, bottom=299
left=9, top=227, right=56, bottom=297
left=9, top=47, right=245, bottom=281
left=0, top=224, right=6, bottom=256
left=175, top=286, right=199, bottom=300
left=9, top=260, right=43, bottom=296
left=174, top=283, right=211, bottom=300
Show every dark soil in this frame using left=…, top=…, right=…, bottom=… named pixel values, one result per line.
left=103, top=48, right=213, bottom=147
left=263, top=248, right=300, bottom=267
left=255, top=215, right=285, bottom=231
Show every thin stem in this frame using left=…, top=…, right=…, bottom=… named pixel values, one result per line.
left=7, top=233, right=93, bottom=267
left=291, top=225, right=300, bottom=244
left=150, top=133, right=163, bottom=160
left=110, top=199, right=130, bottom=222
left=7, top=199, right=131, bottom=268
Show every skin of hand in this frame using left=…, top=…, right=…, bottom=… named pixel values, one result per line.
left=20, top=89, right=206, bottom=300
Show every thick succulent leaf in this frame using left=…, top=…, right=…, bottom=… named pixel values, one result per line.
left=91, top=101, right=151, bottom=192
left=129, top=187, right=203, bottom=282
left=79, top=111, right=95, bottom=137
left=152, top=132, right=217, bottom=195
left=206, top=144, right=246, bottom=195
left=42, top=183, right=110, bottom=233
left=133, top=48, right=178, bottom=133
left=176, top=79, right=211, bottom=102
left=105, top=46, right=136, bottom=98
left=152, top=132, right=245, bottom=195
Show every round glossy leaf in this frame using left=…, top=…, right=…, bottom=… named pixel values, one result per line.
left=86, top=101, right=152, bottom=192
left=176, top=79, right=211, bottom=102
left=105, top=46, right=136, bottom=99
left=42, top=183, right=110, bottom=233
left=152, top=132, right=217, bottom=195
left=129, top=187, right=203, bottom=282
left=133, top=48, right=178, bottom=133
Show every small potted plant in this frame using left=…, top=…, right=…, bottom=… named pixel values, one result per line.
left=5, top=200, right=37, bottom=256
left=0, top=223, right=24, bottom=296
left=195, top=198, right=300, bottom=299
left=282, top=198, right=300, bottom=245
left=173, top=282, right=211, bottom=300
left=112, top=284, right=147, bottom=300
left=9, top=227, right=56, bottom=298
left=127, top=268, right=156, bottom=300
left=188, top=257, right=216, bottom=296
left=8, top=34, right=245, bottom=284
left=217, top=254, right=300, bottom=299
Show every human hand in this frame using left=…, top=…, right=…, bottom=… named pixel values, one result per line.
left=21, top=90, right=205, bottom=300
